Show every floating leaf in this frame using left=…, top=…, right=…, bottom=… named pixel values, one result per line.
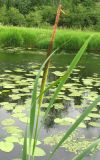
left=5, top=136, right=19, bottom=143
left=3, top=103, right=16, bottom=111
left=13, top=107, right=24, bottom=113
left=54, top=103, right=64, bottom=109
left=4, top=126, right=23, bottom=135
left=20, top=88, right=30, bottom=93
left=89, top=122, right=100, bottom=127
left=88, top=113, right=100, bottom=118
left=12, top=113, right=26, bottom=119
left=33, top=147, right=46, bottom=157
left=83, top=78, right=94, bottom=86
left=52, top=71, right=65, bottom=76
left=9, top=94, right=21, bottom=100
left=14, top=68, right=25, bottom=73
left=12, top=89, right=19, bottom=93
left=0, top=141, right=14, bottom=152
left=44, top=132, right=93, bottom=154
left=54, top=117, right=86, bottom=128
left=1, top=119, right=15, bottom=126
left=19, top=117, right=29, bottom=123
left=4, top=70, right=12, bottom=73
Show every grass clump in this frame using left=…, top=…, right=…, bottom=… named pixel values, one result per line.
left=0, top=29, right=23, bottom=47
left=0, top=26, right=100, bottom=53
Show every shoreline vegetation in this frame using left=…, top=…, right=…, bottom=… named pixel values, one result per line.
left=0, top=26, right=100, bottom=53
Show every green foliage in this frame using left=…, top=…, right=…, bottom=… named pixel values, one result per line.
left=0, top=6, right=9, bottom=25
left=0, top=29, right=23, bottom=47
left=42, top=6, right=56, bottom=25
left=0, top=0, right=99, bottom=30
left=26, top=10, right=43, bottom=27
left=7, top=7, right=25, bottom=26
left=5, top=0, right=12, bottom=10
left=0, top=0, right=3, bottom=7
left=13, top=0, right=32, bottom=15
left=0, top=6, right=25, bottom=26
left=0, top=26, right=100, bottom=52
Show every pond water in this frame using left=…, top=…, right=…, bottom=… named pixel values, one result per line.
left=0, top=51, right=100, bottom=160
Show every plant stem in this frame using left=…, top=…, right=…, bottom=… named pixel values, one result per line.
left=32, top=3, right=62, bottom=158
left=39, top=4, right=62, bottom=108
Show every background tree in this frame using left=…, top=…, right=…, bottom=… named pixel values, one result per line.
left=26, top=9, right=43, bottom=27
left=0, top=0, right=3, bottom=7
left=0, top=0, right=99, bottom=30
left=5, top=0, right=12, bottom=10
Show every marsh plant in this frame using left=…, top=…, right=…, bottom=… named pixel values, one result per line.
left=22, top=34, right=100, bottom=160
left=0, top=26, right=100, bottom=52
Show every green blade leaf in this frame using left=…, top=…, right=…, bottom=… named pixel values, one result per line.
left=42, top=35, right=94, bottom=129
left=30, top=41, right=68, bottom=140
left=29, top=40, right=71, bottom=157
left=31, top=40, right=71, bottom=156
left=29, top=47, right=59, bottom=157
left=22, top=128, right=27, bottom=160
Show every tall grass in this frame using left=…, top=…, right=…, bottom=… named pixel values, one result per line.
left=22, top=35, right=100, bottom=160
left=0, top=26, right=100, bottom=52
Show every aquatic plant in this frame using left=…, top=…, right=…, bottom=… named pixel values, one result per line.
left=22, top=34, right=100, bottom=160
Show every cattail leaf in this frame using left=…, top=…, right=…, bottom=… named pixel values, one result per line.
left=42, top=35, right=94, bottom=127
left=22, top=128, right=27, bottom=160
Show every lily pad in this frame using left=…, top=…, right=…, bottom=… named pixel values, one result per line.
left=54, top=103, right=64, bottom=109
left=1, top=119, right=15, bottom=126
left=5, top=136, right=19, bottom=143
left=52, top=71, right=65, bottom=76
left=9, top=94, right=21, bottom=100
left=14, top=68, right=25, bottom=73
left=0, top=141, right=14, bottom=152
left=12, top=113, right=26, bottom=119
left=4, top=126, right=23, bottom=135
left=89, top=122, right=100, bottom=127
left=4, top=70, right=12, bottom=73
left=54, top=117, right=86, bottom=128
left=33, top=147, right=46, bottom=157
left=19, top=138, right=45, bottom=156
left=83, top=78, right=94, bottom=86
left=19, top=117, right=28, bottom=123
left=88, top=113, right=100, bottom=118
left=3, top=103, right=16, bottom=111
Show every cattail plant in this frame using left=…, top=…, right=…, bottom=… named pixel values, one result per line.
left=32, top=3, right=62, bottom=156
left=39, top=4, right=62, bottom=107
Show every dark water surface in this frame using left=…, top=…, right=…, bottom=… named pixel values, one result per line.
left=0, top=52, right=100, bottom=160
